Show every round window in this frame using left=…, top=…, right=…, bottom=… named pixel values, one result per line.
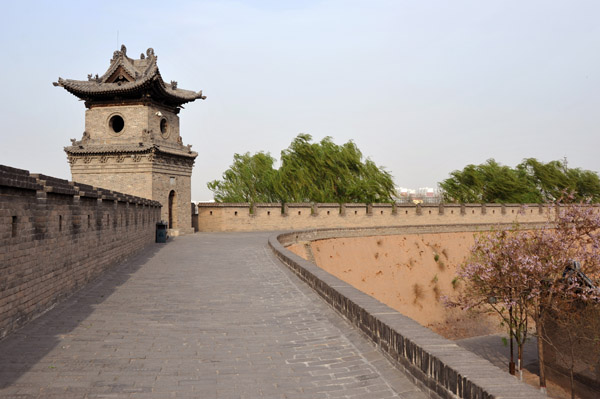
left=109, top=115, right=125, bottom=134
left=160, top=118, right=169, bottom=137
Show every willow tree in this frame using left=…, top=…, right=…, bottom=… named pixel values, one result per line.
left=277, top=134, right=395, bottom=203
left=208, top=134, right=396, bottom=204
left=440, top=158, right=600, bottom=203
left=207, top=152, right=280, bottom=203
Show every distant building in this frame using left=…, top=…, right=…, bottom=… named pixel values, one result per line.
left=395, top=187, right=441, bottom=204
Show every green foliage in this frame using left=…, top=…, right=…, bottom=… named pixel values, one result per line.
left=207, top=152, right=280, bottom=203
left=208, top=134, right=396, bottom=204
left=451, top=277, right=460, bottom=289
left=439, top=158, right=600, bottom=203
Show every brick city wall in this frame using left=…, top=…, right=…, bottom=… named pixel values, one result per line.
left=0, top=165, right=161, bottom=339
left=193, top=202, right=550, bottom=232
left=270, top=225, right=548, bottom=399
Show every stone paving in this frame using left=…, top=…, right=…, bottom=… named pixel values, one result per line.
left=0, top=232, right=427, bottom=398
left=457, top=333, right=540, bottom=375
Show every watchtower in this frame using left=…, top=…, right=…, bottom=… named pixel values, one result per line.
left=54, top=45, right=205, bottom=235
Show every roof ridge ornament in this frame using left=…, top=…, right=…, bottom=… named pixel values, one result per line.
left=55, top=46, right=206, bottom=107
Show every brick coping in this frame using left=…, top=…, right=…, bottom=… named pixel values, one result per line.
left=269, top=224, right=547, bottom=399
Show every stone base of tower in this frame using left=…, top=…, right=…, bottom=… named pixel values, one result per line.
left=68, top=150, right=196, bottom=235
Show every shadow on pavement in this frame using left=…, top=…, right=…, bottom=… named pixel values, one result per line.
left=456, top=333, right=539, bottom=375
left=0, top=242, right=163, bottom=389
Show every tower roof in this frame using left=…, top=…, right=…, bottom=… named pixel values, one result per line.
left=53, top=45, right=206, bottom=108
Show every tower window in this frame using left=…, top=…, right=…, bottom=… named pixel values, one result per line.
left=160, top=118, right=168, bottom=136
left=109, top=115, right=125, bottom=133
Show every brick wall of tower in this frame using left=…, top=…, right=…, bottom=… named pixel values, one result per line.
left=70, top=162, right=154, bottom=200
left=84, top=104, right=181, bottom=146
left=152, top=166, right=193, bottom=234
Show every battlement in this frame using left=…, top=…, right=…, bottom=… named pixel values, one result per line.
left=0, top=165, right=161, bottom=338
left=192, top=201, right=551, bottom=232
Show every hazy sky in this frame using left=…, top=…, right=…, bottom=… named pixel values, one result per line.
left=1, top=1, right=599, bottom=200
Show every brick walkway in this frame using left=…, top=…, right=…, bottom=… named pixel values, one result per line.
left=0, top=232, right=426, bottom=398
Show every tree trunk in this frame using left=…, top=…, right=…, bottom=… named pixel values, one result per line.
left=536, top=321, right=547, bottom=393
left=509, top=306, right=516, bottom=375
left=569, top=367, right=575, bottom=399
left=568, top=333, right=575, bottom=399
left=510, top=336, right=516, bottom=375
left=518, top=343, right=523, bottom=380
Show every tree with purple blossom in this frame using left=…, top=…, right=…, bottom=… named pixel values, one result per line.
left=447, top=199, right=600, bottom=396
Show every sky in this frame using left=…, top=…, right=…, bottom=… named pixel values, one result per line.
left=1, top=0, right=599, bottom=201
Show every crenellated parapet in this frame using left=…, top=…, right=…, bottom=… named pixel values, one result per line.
left=192, top=202, right=553, bottom=232
left=0, top=164, right=161, bottom=338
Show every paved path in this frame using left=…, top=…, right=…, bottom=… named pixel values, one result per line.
left=0, top=233, right=426, bottom=399
left=457, top=333, right=540, bottom=375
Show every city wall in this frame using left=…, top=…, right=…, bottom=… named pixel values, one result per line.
left=0, top=165, right=162, bottom=339
left=194, top=201, right=551, bottom=232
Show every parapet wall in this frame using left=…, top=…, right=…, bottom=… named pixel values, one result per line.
left=194, top=202, right=550, bottom=232
left=0, top=165, right=162, bottom=339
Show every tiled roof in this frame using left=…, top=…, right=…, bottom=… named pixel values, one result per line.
left=54, top=46, right=206, bottom=107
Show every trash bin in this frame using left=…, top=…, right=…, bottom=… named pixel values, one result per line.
left=156, top=221, right=168, bottom=243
